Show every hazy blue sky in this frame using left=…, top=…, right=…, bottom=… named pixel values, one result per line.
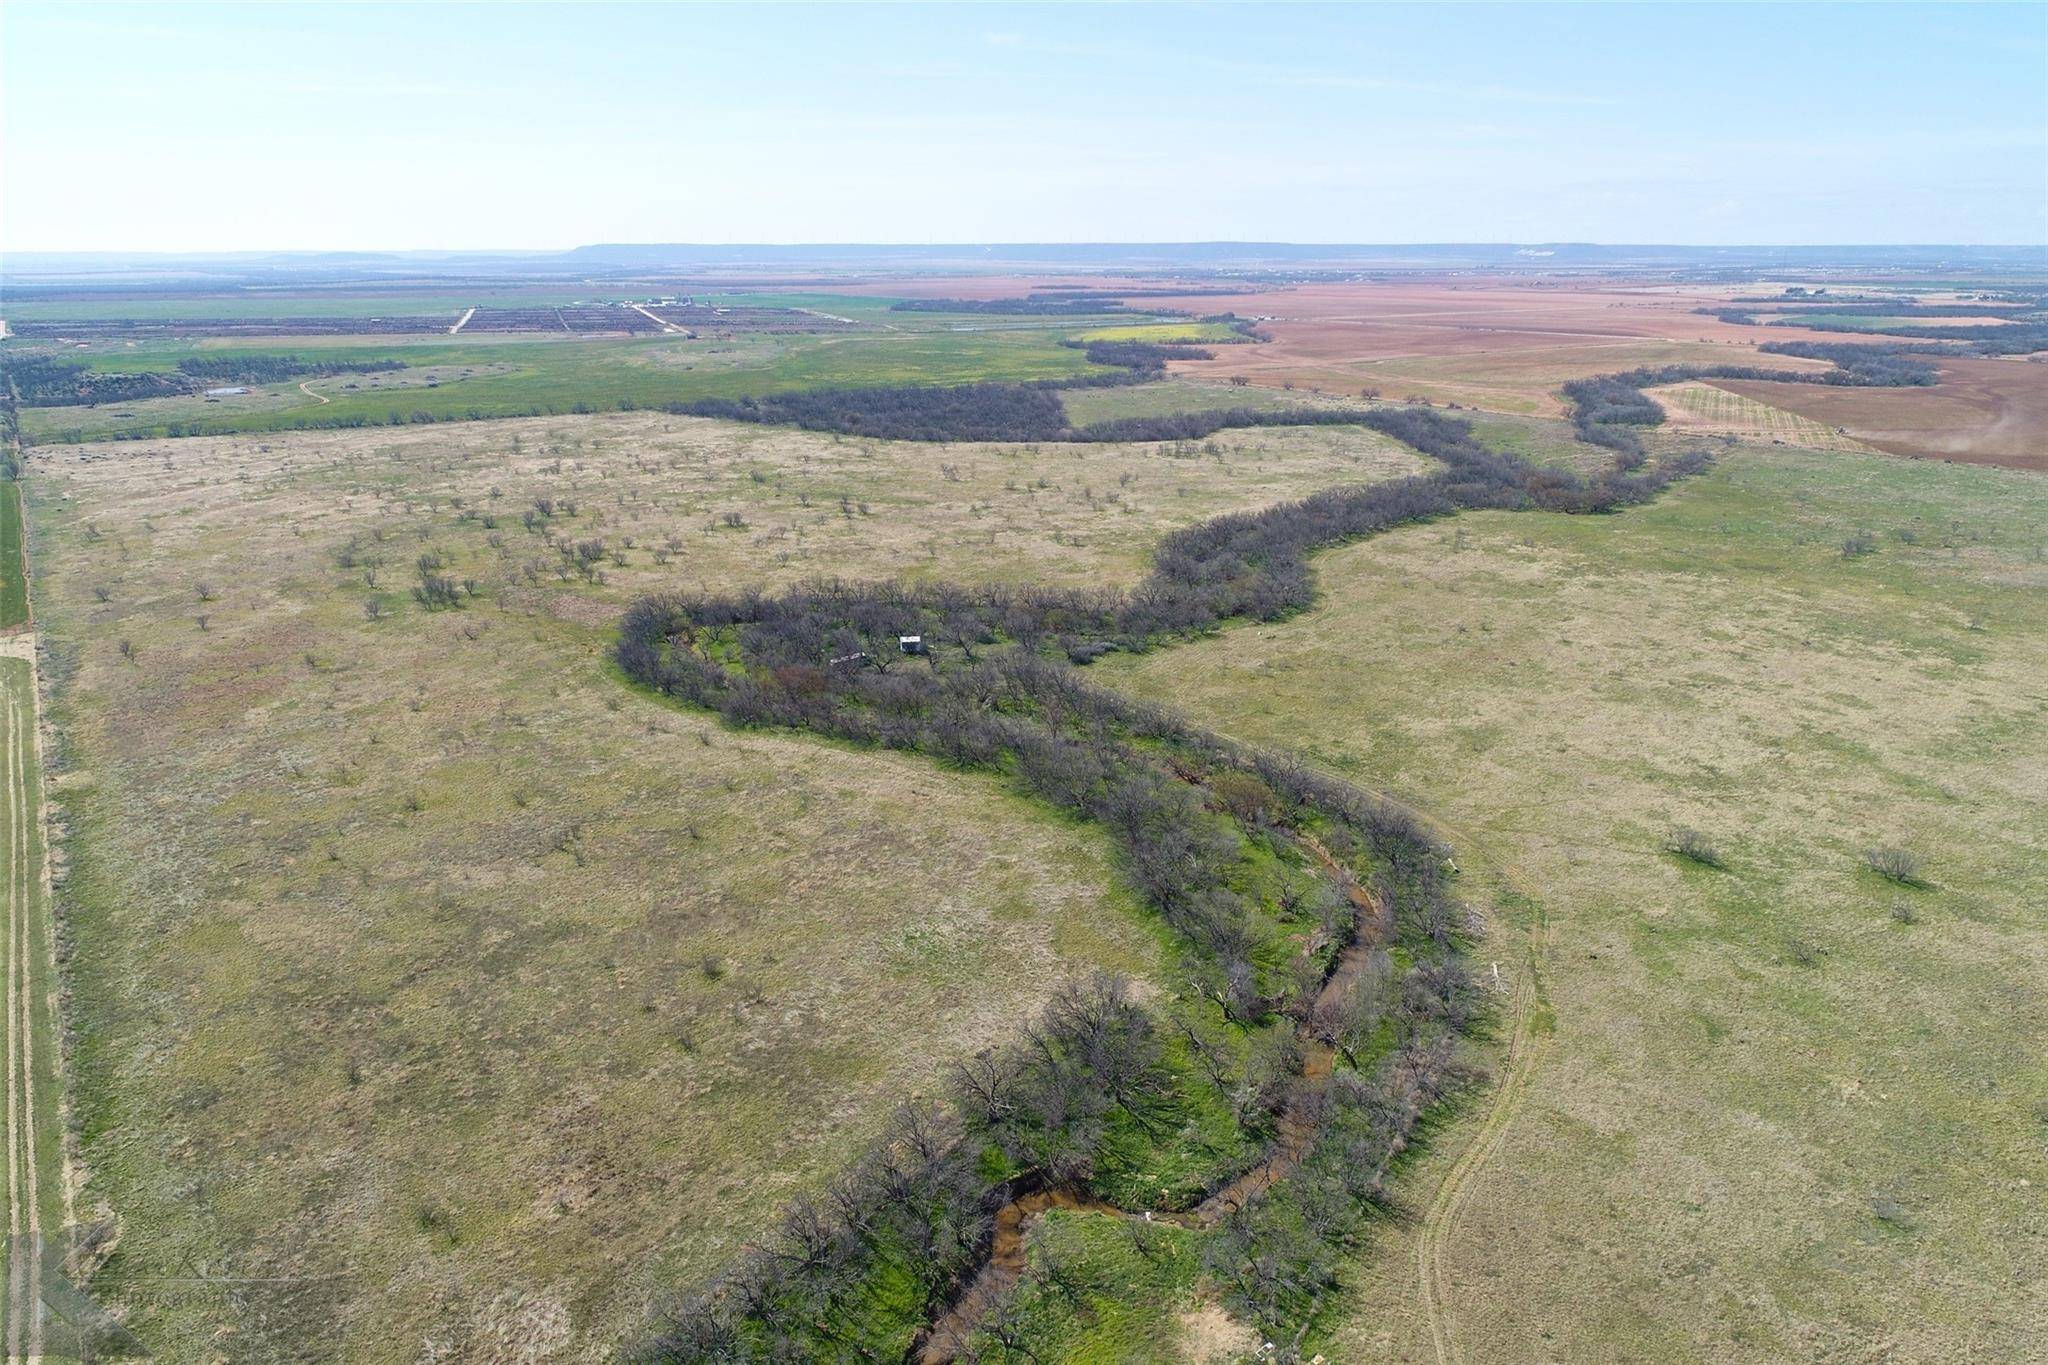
left=5, top=2, right=2043, bottom=252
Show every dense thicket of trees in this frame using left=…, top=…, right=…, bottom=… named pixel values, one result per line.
left=1753, top=341, right=1944, bottom=384
left=1699, top=301, right=2048, bottom=356
left=1823, top=321, right=2048, bottom=354
left=621, top=413, right=1710, bottom=1361
left=1705, top=298, right=2042, bottom=323
left=0, top=352, right=408, bottom=410
left=174, top=355, right=405, bottom=383
left=677, top=383, right=1076, bottom=442
left=1, top=356, right=188, bottom=408
left=1066, top=339, right=1215, bottom=370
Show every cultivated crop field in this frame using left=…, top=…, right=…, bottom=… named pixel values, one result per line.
left=29, top=411, right=1432, bottom=1358
left=1026, top=278, right=1851, bottom=412
left=1069, top=322, right=1245, bottom=345
left=1720, top=356, right=2048, bottom=472
left=1100, top=440, right=2048, bottom=1361
left=1649, top=380, right=1877, bottom=452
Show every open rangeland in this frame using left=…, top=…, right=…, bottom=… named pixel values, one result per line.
left=1099, top=439, right=2048, bottom=1361
left=13, top=268, right=2044, bottom=1363
left=27, top=410, right=1433, bottom=1358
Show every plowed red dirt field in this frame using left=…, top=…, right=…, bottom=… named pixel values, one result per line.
left=822, top=276, right=2044, bottom=469
left=1137, top=280, right=1852, bottom=412
left=1721, top=356, right=2048, bottom=472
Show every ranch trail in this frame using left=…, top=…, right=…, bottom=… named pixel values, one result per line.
left=448, top=306, right=475, bottom=334
left=0, top=454, right=62, bottom=1362
left=1156, top=752, right=1560, bottom=1365
left=1402, top=809, right=1551, bottom=1365
left=3, top=684, right=44, bottom=1362
left=1204, top=776, right=1553, bottom=1365
left=297, top=381, right=330, bottom=405
left=4, top=693, right=18, bottom=1364
left=627, top=303, right=681, bottom=333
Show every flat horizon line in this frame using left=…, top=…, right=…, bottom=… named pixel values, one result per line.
left=8, top=239, right=2047, bottom=258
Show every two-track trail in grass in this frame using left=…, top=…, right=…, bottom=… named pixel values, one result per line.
left=1405, top=815, right=1550, bottom=1365
left=0, top=424, right=64, bottom=1359
left=0, top=642, right=62, bottom=1363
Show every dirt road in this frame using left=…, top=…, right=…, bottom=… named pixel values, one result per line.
left=627, top=303, right=680, bottom=333
left=0, top=470, right=62, bottom=1360
left=2, top=663, right=49, bottom=1361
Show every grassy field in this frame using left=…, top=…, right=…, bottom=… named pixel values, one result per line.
left=0, top=485, right=28, bottom=631
left=1349, top=339, right=1785, bottom=415
left=1461, top=410, right=1633, bottom=474
left=4, top=284, right=1193, bottom=446
left=28, top=411, right=1429, bottom=1359
left=12, top=325, right=1127, bottom=443
left=966, top=1210, right=1237, bottom=1363
left=1056, top=377, right=1299, bottom=426
left=1099, top=441, right=2048, bottom=1361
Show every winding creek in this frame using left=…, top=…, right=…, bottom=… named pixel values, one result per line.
left=912, top=834, right=1389, bottom=1364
